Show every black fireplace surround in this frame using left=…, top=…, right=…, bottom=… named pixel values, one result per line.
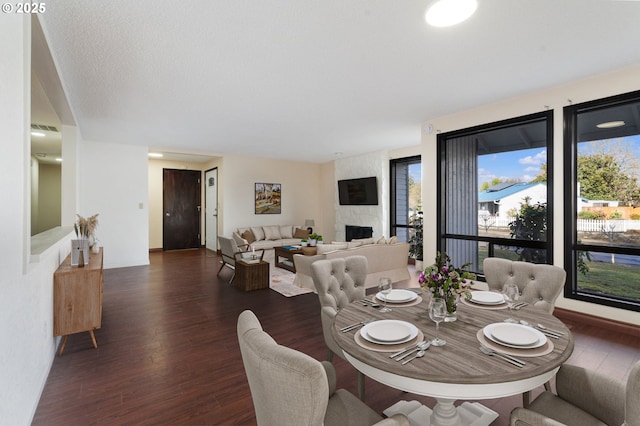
left=345, top=225, right=373, bottom=241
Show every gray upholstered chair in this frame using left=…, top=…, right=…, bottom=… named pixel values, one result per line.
left=311, top=256, right=368, bottom=400
left=237, top=310, right=409, bottom=426
left=510, top=360, right=640, bottom=426
left=483, top=257, right=566, bottom=314
left=484, top=257, right=566, bottom=405
left=217, top=235, right=252, bottom=283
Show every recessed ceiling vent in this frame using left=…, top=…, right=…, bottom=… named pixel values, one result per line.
left=31, top=123, right=59, bottom=132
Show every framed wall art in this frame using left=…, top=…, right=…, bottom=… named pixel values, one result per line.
left=255, top=183, right=281, bottom=214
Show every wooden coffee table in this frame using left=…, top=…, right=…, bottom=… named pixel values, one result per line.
left=274, top=246, right=303, bottom=272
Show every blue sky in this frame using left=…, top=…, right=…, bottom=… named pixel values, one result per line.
left=478, top=135, right=640, bottom=188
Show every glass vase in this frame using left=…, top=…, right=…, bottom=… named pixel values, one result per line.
left=444, top=293, right=458, bottom=322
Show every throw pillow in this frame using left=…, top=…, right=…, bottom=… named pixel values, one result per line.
left=317, top=243, right=348, bottom=254
left=279, top=225, right=294, bottom=239
left=347, top=241, right=363, bottom=249
left=263, top=225, right=282, bottom=240
left=251, top=226, right=266, bottom=241
left=377, top=237, right=387, bottom=244
left=241, top=230, right=256, bottom=244
left=294, top=228, right=309, bottom=239
left=388, top=236, right=398, bottom=244
left=351, top=237, right=375, bottom=245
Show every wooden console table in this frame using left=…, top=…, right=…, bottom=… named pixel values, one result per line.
left=53, top=248, right=104, bottom=355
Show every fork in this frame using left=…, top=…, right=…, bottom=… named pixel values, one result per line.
left=480, top=345, right=525, bottom=367
left=340, top=319, right=373, bottom=332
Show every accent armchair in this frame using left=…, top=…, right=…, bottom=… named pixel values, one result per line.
left=237, top=310, right=409, bottom=426
left=217, top=235, right=253, bottom=283
left=311, top=256, right=368, bottom=400
left=510, top=360, right=640, bottom=426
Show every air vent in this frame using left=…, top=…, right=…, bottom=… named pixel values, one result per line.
left=31, top=123, right=59, bottom=132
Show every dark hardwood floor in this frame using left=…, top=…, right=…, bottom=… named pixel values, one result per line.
left=34, top=249, right=640, bottom=425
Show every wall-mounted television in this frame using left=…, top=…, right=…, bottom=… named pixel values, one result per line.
left=338, top=177, right=378, bottom=205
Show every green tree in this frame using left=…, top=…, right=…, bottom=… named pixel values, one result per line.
left=531, top=163, right=547, bottom=183
left=509, top=197, right=547, bottom=263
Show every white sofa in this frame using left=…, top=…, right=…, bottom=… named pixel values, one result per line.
left=232, top=225, right=308, bottom=250
left=293, top=241, right=411, bottom=291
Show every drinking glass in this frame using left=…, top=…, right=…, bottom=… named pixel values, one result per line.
left=378, top=277, right=392, bottom=313
left=429, top=297, right=447, bottom=346
left=503, top=283, right=520, bottom=323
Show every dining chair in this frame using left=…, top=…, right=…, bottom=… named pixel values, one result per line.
left=311, top=256, right=368, bottom=400
left=216, top=235, right=250, bottom=283
left=237, top=310, right=409, bottom=426
left=483, top=257, right=566, bottom=405
left=509, top=359, right=640, bottom=426
left=483, top=257, right=566, bottom=314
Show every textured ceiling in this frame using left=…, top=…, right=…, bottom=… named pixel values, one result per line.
left=37, top=0, right=640, bottom=163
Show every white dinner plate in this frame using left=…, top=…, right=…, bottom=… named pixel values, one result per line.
left=376, top=289, right=418, bottom=303
left=361, top=320, right=419, bottom=345
left=470, top=291, right=505, bottom=305
left=483, top=323, right=547, bottom=349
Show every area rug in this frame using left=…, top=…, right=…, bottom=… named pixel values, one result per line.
left=263, top=250, right=314, bottom=297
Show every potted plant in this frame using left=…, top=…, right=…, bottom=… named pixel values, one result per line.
left=300, top=238, right=308, bottom=247
left=308, top=233, right=322, bottom=247
left=408, top=211, right=423, bottom=269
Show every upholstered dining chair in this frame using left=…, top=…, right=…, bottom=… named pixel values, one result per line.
left=510, top=360, right=640, bottom=426
left=483, top=257, right=566, bottom=314
left=237, top=310, right=409, bottom=426
left=216, top=235, right=251, bottom=283
left=311, top=256, right=368, bottom=400
left=483, top=257, right=567, bottom=405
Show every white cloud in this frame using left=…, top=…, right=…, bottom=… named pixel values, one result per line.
left=519, top=149, right=547, bottom=166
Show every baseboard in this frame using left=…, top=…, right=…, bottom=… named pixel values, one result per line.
left=554, top=307, right=640, bottom=338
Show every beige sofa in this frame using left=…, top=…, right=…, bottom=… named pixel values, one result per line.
left=232, top=225, right=307, bottom=250
left=293, top=242, right=411, bottom=291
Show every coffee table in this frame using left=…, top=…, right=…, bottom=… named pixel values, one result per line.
left=274, top=246, right=303, bottom=272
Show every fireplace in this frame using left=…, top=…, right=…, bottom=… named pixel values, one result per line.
left=345, top=225, right=373, bottom=241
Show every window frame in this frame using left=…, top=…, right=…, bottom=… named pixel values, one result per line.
left=563, top=90, right=640, bottom=312
left=437, top=111, right=554, bottom=273
left=390, top=155, right=421, bottom=243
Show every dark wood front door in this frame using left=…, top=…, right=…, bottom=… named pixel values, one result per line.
left=163, top=169, right=201, bottom=250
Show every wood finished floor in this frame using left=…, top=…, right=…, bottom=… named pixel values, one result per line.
left=34, top=249, right=640, bottom=425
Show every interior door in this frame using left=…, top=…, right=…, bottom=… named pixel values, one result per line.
left=163, top=169, right=201, bottom=250
left=205, top=168, right=218, bottom=252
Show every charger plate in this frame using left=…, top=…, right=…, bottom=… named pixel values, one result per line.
left=355, top=329, right=425, bottom=353
left=476, top=329, right=554, bottom=357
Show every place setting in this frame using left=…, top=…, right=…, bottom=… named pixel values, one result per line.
left=372, top=279, right=423, bottom=309
left=461, top=290, right=509, bottom=310
left=347, top=318, right=425, bottom=353
left=476, top=321, right=555, bottom=360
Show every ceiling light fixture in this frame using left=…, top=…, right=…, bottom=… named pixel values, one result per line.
left=31, top=131, right=46, bottom=137
left=425, top=0, right=478, bottom=27
left=596, top=120, right=625, bottom=129
left=148, top=152, right=164, bottom=158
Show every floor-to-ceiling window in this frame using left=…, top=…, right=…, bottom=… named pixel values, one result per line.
left=390, top=156, right=421, bottom=245
left=564, top=90, right=640, bottom=312
left=438, top=111, right=553, bottom=273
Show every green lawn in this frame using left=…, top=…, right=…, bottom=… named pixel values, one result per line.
left=478, top=248, right=640, bottom=301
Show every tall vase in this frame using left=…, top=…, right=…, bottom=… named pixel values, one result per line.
left=444, top=293, right=458, bottom=322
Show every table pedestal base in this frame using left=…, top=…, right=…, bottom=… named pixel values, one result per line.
left=384, top=400, right=498, bottom=426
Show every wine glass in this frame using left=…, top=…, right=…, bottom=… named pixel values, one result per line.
left=378, top=277, right=392, bottom=313
left=503, top=283, right=520, bottom=323
left=429, top=298, right=447, bottom=346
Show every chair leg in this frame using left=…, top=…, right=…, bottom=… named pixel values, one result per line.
left=522, top=390, right=531, bottom=408
left=357, top=371, right=365, bottom=401
left=327, top=349, right=334, bottom=362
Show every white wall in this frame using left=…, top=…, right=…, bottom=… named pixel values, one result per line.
left=422, top=65, right=640, bottom=326
left=80, top=140, right=150, bottom=268
left=0, top=15, right=65, bottom=425
left=219, top=154, right=323, bottom=237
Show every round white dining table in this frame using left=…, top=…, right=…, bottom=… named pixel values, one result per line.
left=332, top=292, right=574, bottom=426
